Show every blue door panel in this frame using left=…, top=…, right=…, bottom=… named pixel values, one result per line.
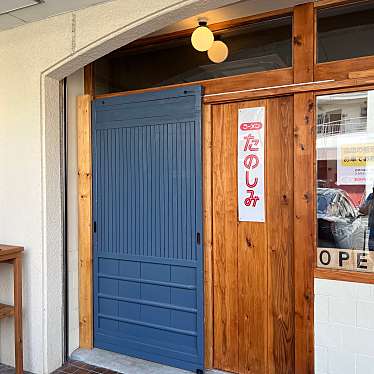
left=92, top=86, right=204, bottom=372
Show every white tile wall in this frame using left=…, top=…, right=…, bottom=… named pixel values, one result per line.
left=357, top=301, right=374, bottom=329
left=356, top=354, right=374, bottom=374
left=315, top=278, right=374, bottom=374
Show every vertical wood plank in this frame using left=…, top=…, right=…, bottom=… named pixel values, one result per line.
left=293, top=4, right=315, bottom=372
left=237, top=100, right=268, bottom=374
left=84, top=64, right=95, bottom=97
left=203, top=104, right=214, bottom=369
left=77, top=94, right=93, bottom=349
left=237, top=221, right=267, bottom=374
left=294, top=92, right=315, bottom=374
left=267, top=97, right=295, bottom=374
left=13, top=256, right=23, bottom=374
left=293, top=3, right=315, bottom=83
left=212, top=104, right=239, bottom=372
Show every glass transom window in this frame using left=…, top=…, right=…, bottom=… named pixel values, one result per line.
left=317, top=1, right=374, bottom=63
left=94, top=16, right=292, bottom=95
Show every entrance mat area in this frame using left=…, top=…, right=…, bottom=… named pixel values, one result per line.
left=72, top=348, right=192, bottom=374
left=1, top=358, right=231, bottom=374
left=53, top=360, right=118, bottom=374
left=72, top=348, right=233, bottom=374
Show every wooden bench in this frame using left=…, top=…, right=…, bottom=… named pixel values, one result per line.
left=0, top=245, right=23, bottom=374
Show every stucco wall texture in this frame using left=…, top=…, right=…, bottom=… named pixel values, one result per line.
left=0, top=0, right=240, bottom=373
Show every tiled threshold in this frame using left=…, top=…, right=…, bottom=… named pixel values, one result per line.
left=0, top=360, right=115, bottom=374
left=0, top=363, right=32, bottom=374
left=71, top=348, right=230, bottom=374
left=53, top=359, right=118, bottom=374
left=0, top=349, right=230, bottom=374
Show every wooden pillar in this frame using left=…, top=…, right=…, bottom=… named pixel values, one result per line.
left=293, top=92, right=315, bottom=374
left=293, top=3, right=315, bottom=374
left=77, top=95, right=93, bottom=349
left=293, top=3, right=315, bottom=83
left=84, top=64, right=95, bottom=97
left=203, top=104, right=214, bottom=369
left=14, top=256, right=23, bottom=374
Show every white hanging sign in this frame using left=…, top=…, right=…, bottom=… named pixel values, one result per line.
left=238, top=107, right=265, bottom=222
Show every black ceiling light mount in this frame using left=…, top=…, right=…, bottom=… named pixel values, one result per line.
left=198, top=19, right=208, bottom=27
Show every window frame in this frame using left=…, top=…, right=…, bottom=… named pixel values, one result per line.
left=314, top=86, right=374, bottom=283
left=314, top=0, right=374, bottom=81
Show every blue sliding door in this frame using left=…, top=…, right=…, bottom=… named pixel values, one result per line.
left=92, top=86, right=204, bottom=372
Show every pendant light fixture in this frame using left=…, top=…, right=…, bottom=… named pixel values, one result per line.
left=191, top=19, right=214, bottom=52
left=208, top=40, right=229, bottom=63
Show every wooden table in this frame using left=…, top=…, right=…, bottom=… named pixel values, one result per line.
left=0, top=245, right=23, bottom=374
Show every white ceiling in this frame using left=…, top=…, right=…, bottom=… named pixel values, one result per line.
left=0, top=0, right=114, bottom=31
left=0, top=0, right=39, bottom=14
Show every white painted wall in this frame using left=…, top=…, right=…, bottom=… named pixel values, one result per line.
left=0, top=15, right=72, bottom=373
left=315, top=278, right=374, bottom=374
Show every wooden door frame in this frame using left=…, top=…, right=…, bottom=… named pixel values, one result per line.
left=77, top=94, right=93, bottom=349
left=76, top=1, right=374, bottom=372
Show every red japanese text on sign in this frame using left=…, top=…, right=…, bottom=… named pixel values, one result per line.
left=238, top=107, right=265, bottom=222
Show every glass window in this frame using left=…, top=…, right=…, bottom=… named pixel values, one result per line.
left=316, top=91, right=374, bottom=272
left=317, top=1, right=374, bottom=63
left=94, top=16, right=292, bottom=95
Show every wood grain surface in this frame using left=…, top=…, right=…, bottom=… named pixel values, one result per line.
left=212, top=103, right=239, bottom=372
left=77, top=95, right=94, bottom=349
left=266, top=97, right=295, bottom=374
left=212, top=97, right=296, bottom=373
left=294, top=92, right=315, bottom=374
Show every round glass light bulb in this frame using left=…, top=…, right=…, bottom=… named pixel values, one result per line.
left=191, top=26, right=214, bottom=52
left=208, top=40, right=229, bottom=63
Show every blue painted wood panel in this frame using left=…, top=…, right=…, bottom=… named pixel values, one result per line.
left=92, top=86, right=204, bottom=372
